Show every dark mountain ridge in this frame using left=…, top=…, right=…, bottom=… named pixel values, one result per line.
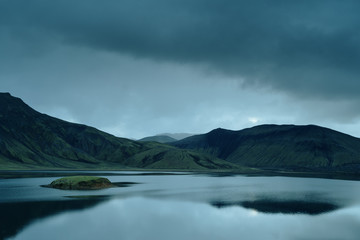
left=0, top=93, right=235, bottom=170
left=172, top=124, right=360, bottom=173
left=2, top=92, right=360, bottom=174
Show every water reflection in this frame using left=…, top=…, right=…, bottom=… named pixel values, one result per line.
left=1, top=198, right=106, bottom=240
left=211, top=200, right=339, bottom=215
left=11, top=197, right=360, bottom=240
left=2, top=173, right=360, bottom=240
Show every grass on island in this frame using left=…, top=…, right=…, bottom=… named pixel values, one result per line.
left=48, top=176, right=113, bottom=190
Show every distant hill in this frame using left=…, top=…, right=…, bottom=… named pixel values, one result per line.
left=171, top=125, right=360, bottom=173
left=139, top=135, right=177, bottom=143
left=160, top=133, right=194, bottom=140
left=139, top=133, right=194, bottom=143
left=0, top=93, right=237, bottom=170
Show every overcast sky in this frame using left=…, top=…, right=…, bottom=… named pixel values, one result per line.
left=1, top=0, right=360, bottom=139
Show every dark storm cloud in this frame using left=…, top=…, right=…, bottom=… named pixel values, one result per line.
left=1, top=0, right=360, bottom=100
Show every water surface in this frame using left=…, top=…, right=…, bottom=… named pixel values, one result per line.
left=1, top=171, right=360, bottom=239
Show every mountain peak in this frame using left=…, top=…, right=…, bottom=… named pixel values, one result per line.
left=0, top=92, right=12, bottom=97
left=0, top=93, right=236, bottom=171
left=0, top=92, right=26, bottom=104
left=172, top=124, right=360, bottom=173
left=0, top=92, right=37, bottom=117
left=209, top=127, right=234, bottom=134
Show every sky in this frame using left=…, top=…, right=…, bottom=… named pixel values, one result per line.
left=1, top=0, right=360, bottom=139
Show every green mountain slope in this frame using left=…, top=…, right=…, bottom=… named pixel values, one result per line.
left=125, top=141, right=238, bottom=170
left=0, top=93, right=236, bottom=170
left=172, top=125, right=360, bottom=173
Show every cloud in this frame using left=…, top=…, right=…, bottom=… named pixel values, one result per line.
left=1, top=0, right=360, bottom=100
left=1, top=0, right=360, bottom=138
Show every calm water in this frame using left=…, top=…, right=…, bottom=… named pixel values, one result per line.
left=1, top=171, right=360, bottom=240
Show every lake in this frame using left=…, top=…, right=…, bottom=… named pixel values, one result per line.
left=1, top=171, right=360, bottom=240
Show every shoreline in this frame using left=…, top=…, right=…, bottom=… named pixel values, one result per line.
left=1, top=169, right=359, bottom=181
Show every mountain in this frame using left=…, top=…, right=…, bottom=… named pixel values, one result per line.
left=171, top=125, right=360, bottom=173
left=139, top=135, right=177, bottom=143
left=139, top=133, right=194, bottom=143
left=159, top=133, right=194, bottom=140
left=0, top=93, right=236, bottom=170
left=4, top=92, right=360, bottom=175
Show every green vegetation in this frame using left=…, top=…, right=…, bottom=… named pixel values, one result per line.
left=2, top=93, right=360, bottom=177
left=123, top=141, right=239, bottom=170
left=49, top=176, right=113, bottom=190
left=172, top=125, right=360, bottom=173
left=0, top=93, right=240, bottom=171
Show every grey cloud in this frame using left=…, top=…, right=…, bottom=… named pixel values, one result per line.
left=2, top=0, right=360, bottom=138
left=1, top=0, right=360, bottom=100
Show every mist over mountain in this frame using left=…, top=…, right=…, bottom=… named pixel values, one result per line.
left=172, top=125, right=360, bottom=173
left=159, top=133, right=194, bottom=140
left=139, top=133, right=194, bottom=143
left=139, top=135, right=177, bottom=143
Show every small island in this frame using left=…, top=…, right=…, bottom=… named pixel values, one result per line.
left=48, top=176, right=114, bottom=190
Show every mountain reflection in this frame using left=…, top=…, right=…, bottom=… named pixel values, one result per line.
left=0, top=198, right=106, bottom=239
left=210, top=199, right=339, bottom=215
left=11, top=197, right=360, bottom=240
